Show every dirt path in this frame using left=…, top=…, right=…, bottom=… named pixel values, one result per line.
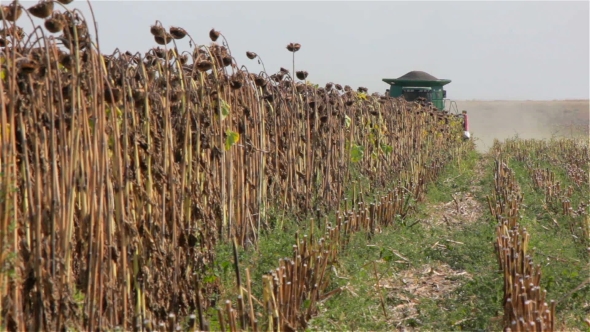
left=422, top=158, right=486, bottom=229
left=377, top=156, right=490, bottom=330
left=308, top=152, right=502, bottom=331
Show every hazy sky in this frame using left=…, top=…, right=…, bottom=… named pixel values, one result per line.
left=12, top=1, right=590, bottom=100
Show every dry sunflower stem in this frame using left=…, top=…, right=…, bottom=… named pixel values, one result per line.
left=488, top=155, right=559, bottom=331
left=0, top=6, right=478, bottom=332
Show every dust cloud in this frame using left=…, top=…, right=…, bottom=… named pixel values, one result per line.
left=455, top=100, right=589, bottom=153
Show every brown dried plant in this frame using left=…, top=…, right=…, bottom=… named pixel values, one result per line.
left=1, top=2, right=22, bottom=22
left=27, top=0, right=54, bottom=19
left=209, top=28, right=220, bottom=41
left=287, top=42, right=301, bottom=52
left=0, top=5, right=473, bottom=332
left=169, top=26, right=187, bottom=39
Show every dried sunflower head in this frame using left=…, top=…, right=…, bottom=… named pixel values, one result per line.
left=2, top=2, right=23, bottom=22
left=169, top=26, right=187, bottom=39
left=196, top=60, right=213, bottom=72
left=230, top=80, right=243, bottom=90
left=44, top=13, right=65, bottom=33
left=18, top=59, right=39, bottom=75
left=28, top=1, right=54, bottom=19
left=254, top=75, right=267, bottom=87
left=154, top=33, right=173, bottom=45
left=209, top=28, right=220, bottom=41
left=296, top=71, right=308, bottom=80
left=150, top=24, right=166, bottom=37
left=286, top=42, right=301, bottom=52
left=222, top=56, right=232, bottom=67
left=246, top=51, right=257, bottom=60
left=104, top=86, right=122, bottom=104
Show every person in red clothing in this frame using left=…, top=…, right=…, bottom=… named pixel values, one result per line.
left=462, top=110, right=471, bottom=140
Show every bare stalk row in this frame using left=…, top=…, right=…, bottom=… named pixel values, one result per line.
left=488, top=158, right=556, bottom=331
left=493, top=138, right=589, bottom=244
left=208, top=143, right=467, bottom=332
left=501, top=138, right=589, bottom=189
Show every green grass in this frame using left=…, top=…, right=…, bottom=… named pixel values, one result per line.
left=503, top=154, right=590, bottom=330
left=205, top=139, right=590, bottom=331
left=206, top=208, right=321, bottom=304
left=307, top=150, right=508, bottom=331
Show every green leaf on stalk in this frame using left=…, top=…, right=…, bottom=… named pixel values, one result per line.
left=344, top=115, right=351, bottom=128
left=381, top=143, right=393, bottom=155
left=350, top=144, right=364, bottom=162
left=224, top=130, right=240, bottom=151
left=220, top=98, right=231, bottom=121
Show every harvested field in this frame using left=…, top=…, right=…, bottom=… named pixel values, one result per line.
left=423, top=191, right=483, bottom=228
left=1, top=1, right=588, bottom=331
left=460, top=100, right=589, bottom=152
left=379, top=262, right=473, bottom=327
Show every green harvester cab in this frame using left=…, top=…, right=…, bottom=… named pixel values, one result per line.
left=382, top=70, right=457, bottom=113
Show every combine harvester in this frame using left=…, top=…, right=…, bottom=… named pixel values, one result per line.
left=382, top=70, right=471, bottom=140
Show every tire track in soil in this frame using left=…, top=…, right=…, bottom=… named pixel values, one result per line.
left=376, top=155, right=490, bottom=331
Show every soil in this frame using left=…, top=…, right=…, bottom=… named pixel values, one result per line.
left=378, top=155, right=488, bottom=330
